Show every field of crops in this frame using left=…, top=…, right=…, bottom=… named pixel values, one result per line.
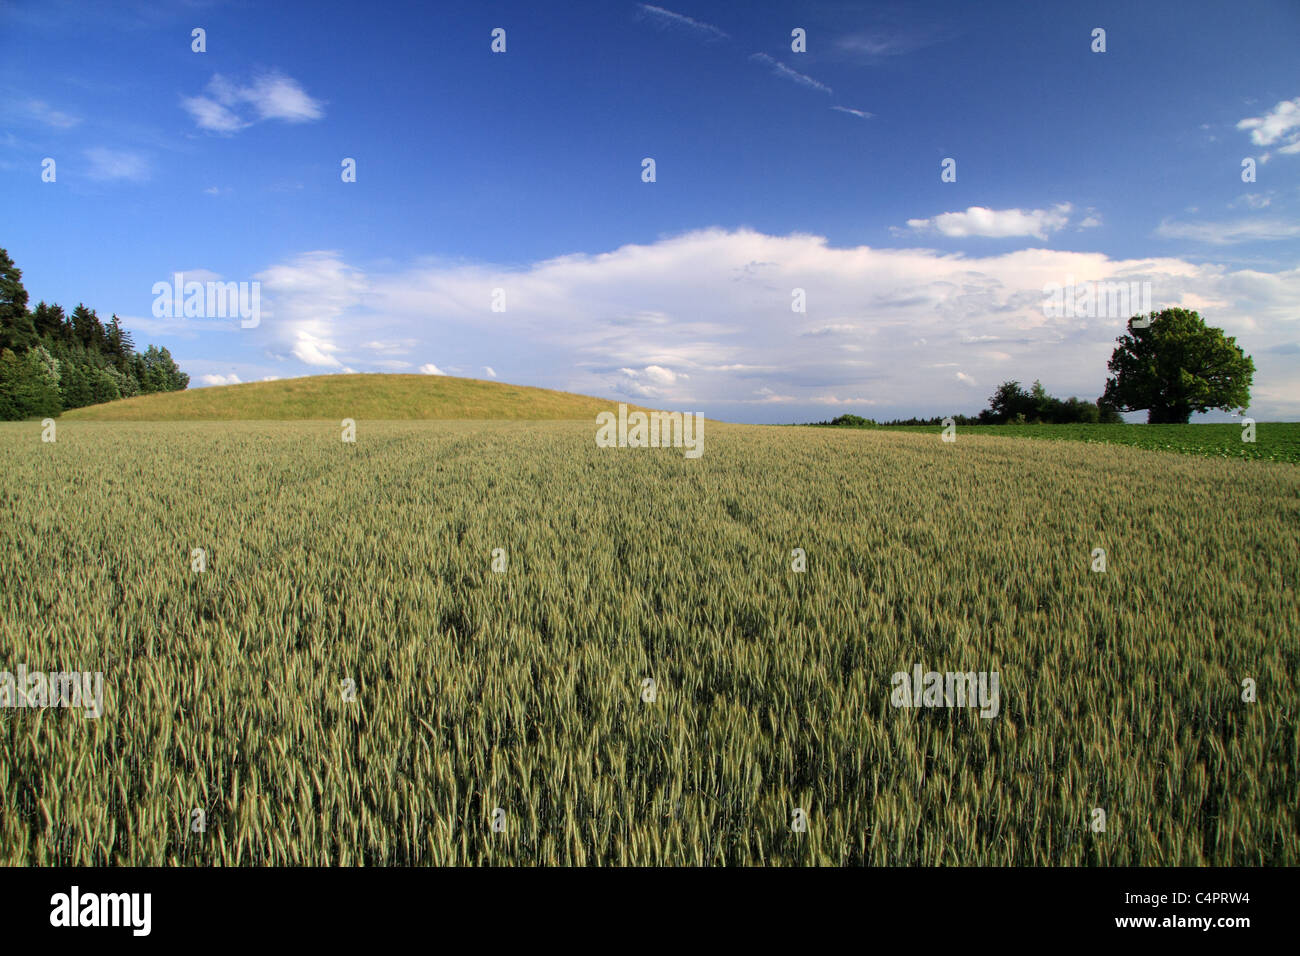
left=1, top=420, right=1297, bottom=865
left=850, top=422, right=1300, bottom=464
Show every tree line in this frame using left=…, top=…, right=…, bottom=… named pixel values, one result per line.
left=811, top=308, right=1254, bottom=427
left=0, top=247, right=188, bottom=420
left=815, top=382, right=1123, bottom=428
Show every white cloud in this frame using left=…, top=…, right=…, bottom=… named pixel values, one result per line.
left=618, top=365, right=681, bottom=397
left=419, top=363, right=446, bottom=375
left=199, top=373, right=242, bottom=386
left=360, top=339, right=416, bottom=354
left=25, top=99, right=80, bottom=128
left=84, top=147, right=149, bottom=181
left=835, top=30, right=952, bottom=58
left=636, top=4, right=729, bottom=40
left=483, top=366, right=497, bottom=377
left=183, top=72, right=324, bottom=134
left=291, top=332, right=341, bottom=367
left=750, top=53, right=832, bottom=94
left=254, top=251, right=370, bottom=367
left=955, top=371, right=978, bottom=386
left=801, top=324, right=859, bottom=337
left=1231, top=193, right=1272, bottom=210
left=247, top=228, right=1300, bottom=419
left=242, top=73, right=324, bottom=122
left=906, top=204, right=1073, bottom=240
left=830, top=106, right=874, bottom=120
left=181, top=93, right=246, bottom=133
left=1237, top=97, right=1300, bottom=155
left=1154, top=217, right=1300, bottom=244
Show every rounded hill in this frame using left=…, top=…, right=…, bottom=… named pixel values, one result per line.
left=60, top=373, right=643, bottom=421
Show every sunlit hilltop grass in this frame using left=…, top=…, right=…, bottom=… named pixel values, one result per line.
left=60, top=373, right=648, bottom=422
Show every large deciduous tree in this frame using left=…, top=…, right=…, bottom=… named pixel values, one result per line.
left=1103, top=309, right=1254, bottom=424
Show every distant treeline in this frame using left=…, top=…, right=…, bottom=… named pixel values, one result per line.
left=0, top=247, right=187, bottom=420
left=810, top=381, right=1125, bottom=428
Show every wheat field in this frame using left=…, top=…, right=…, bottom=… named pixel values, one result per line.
left=1, top=419, right=1296, bottom=865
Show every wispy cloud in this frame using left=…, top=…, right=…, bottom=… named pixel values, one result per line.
left=830, top=105, right=873, bottom=120
left=84, top=147, right=149, bottom=181
left=801, top=324, right=859, bottom=337
left=636, top=4, right=728, bottom=41
left=24, top=98, right=80, bottom=128
left=903, top=204, right=1074, bottom=240
left=183, top=72, right=324, bottom=134
left=1230, top=192, right=1272, bottom=210
left=834, top=25, right=957, bottom=60
left=838, top=34, right=926, bottom=57
left=749, top=53, right=832, bottom=95
left=1154, top=217, right=1300, bottom=244
left=1237, top=97, right=1300, bottom=156
left=360, top=339, right=416, bottom=355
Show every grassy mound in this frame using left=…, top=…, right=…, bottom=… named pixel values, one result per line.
left=60, top=373, right=643, bottom=421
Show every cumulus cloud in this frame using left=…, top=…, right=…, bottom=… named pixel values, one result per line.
left=232, top=228, right=1300, bottom=420
left=419, top=363, right=446, bottom=375
left=253, top=251, right=370, bottom=367
left=905, top=204, right=1073, bottom=240
left=183, top=72, right=324, bottom=134
left=618, top=365, right=683, bottom=397
left=483, top=366, right=497, bottom=377
left=199, top=373, right=242, bottom=386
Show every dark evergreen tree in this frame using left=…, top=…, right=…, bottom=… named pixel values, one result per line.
left=70, top=304, right=105, bottom=352
left=104, top=314, right=134, bottom=370
left=32, top=301, right=66, bottom=339
left=0, top=247, right=37, bottom=353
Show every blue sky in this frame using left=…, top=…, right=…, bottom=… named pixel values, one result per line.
left=3, top=0, right=1298, bottom=422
